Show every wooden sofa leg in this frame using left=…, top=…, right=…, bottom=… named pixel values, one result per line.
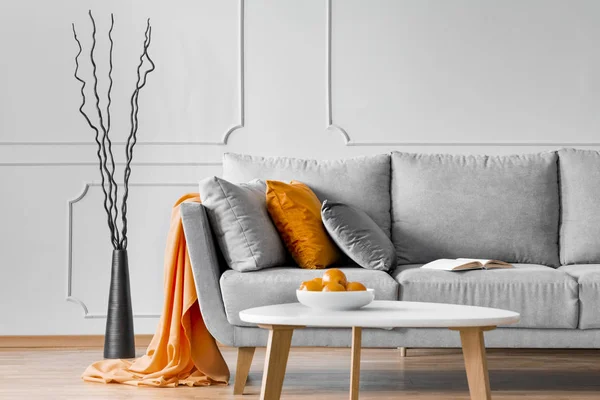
left=233, top=347, right=256, bottom=395
left=399, top=347, right=407, bottom=357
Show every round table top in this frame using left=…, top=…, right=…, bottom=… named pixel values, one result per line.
left=239, top=300, right=520, bottom=328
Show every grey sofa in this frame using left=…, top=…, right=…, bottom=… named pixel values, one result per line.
left=181, top=149, right=600, bottom=352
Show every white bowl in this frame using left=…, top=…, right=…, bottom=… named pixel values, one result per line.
left=296, top=288, right=375, bottom=311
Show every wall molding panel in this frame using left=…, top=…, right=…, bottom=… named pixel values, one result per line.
left=325, top=0, right=351, bottom=146
left=66, top=182, right=197, bottom=319
left=325, top=0, right=600, bottom=147
left=0, top=0, right=245, bottom=147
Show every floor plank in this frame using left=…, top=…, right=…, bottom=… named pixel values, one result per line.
left=1, top=347, right=600, bottom=399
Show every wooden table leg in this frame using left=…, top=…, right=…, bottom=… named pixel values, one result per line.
left=452, top=326, right=495, bottom=400
left=399, top=347, right=407, bottom=357
left=234, top=347, right=255, bottom=395
left=258, top=325, right=300, bottom=400
left=350, top=326, right=362, bottom=400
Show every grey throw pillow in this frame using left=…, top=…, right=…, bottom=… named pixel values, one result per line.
left=321, top=200, right=397, bottom=271
left=199, top=177, right=287, bottom=272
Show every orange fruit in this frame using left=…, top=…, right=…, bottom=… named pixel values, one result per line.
left=322, top=282, right=346, bottom=292
left=312, top=277, right=324, bottom=287
left=346, top=282, right=367, bottom=291
left=322, top=269, right=347, bottom=287
left=299, top=280, right=322, bottom=291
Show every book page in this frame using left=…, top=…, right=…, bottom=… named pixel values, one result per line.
left=457, top=258, right=513, bottom=269
left=421, top=259, right=482, bottom=271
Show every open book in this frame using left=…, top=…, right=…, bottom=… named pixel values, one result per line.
left=421, top=258, right=513, bottom=271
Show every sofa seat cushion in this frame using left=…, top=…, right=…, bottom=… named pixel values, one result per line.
left=558, top=265, right=600, bottom=329
left=391, top=151, right=560, bottom=266
left=220, top=267, right=399, bottom=326
left=222, top=153, right=392, bottom=236
left=392, top=264, right=578, bottom=329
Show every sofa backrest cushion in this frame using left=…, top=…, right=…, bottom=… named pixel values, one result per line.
left=223, top=153, right=392, bottom=236
left=391, top=151, right=560, bottom=267
left=558, top=148, right=600, bottom=265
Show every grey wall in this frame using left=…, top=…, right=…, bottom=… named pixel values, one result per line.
left=2, top=0, right=600, bottom=334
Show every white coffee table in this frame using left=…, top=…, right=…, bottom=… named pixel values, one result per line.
left=238, top=300, right=520, bottom=400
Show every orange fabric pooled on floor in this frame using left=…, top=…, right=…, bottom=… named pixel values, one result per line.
left=82, top=193, right=230, bottom=387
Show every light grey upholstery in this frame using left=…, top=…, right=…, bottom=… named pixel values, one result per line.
left=220, top=267, right=399, bottom=326
left=180, top=149, right=600, bottom=351
left=222, top=153, right=392, bottom=236
left=232, top=326, right=600, bottom=348
left=180, top=203, right=234, bottom=346
left=558, top=148, right=600, bottom=264
left=392, top=264, right=578, bottom=329
left=198, top=177, right=286, bottom=272
left=391, top=151, right=560, bottom=267
left=559, top=264, right=600, bottom=329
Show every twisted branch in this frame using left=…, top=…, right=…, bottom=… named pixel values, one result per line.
left=88, top=10, right=119, bottom=249
left=72, top=22, right=118, bottom=249
left=105, top=13, right=120, bottom=246
left=120, top=19, right=155, bottom=249
left=71, top=11, right=154, bottom=251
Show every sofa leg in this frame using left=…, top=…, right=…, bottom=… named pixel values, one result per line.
left=233, top=347, right=256, bottom=395
left=399, top=347, right=407, bottom=357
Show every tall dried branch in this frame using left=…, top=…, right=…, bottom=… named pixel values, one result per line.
left=72, top=12, right=154, bottom=251
left=120, top=19, right=155, bottom=249
left=105, top=13, right=120, bottom=245
left=88, top=10, right=119, bottom=248
left=72, top=22, right=118, bottom=249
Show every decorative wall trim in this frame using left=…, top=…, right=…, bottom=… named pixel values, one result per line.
left=325, top=0, right=351, bottom=145
left=0, top=335, right=230, bottom=348
left=0, top=334, right=155, bottom=348
left=66, top=182, right=197, bottom=319
left=0, top=0, right=245, bottom=147
left=0, top=162, right=223, bottom=167
left=325, top=0, right=600, bottom=147
left=331, top=141, right=600, bottom=147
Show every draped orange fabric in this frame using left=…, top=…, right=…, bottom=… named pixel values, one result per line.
left=82, top=193, right=230, bottom=387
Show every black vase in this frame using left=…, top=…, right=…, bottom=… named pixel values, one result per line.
left=104, top=249, right=135, bottom=359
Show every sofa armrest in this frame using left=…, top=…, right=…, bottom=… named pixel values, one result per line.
left=180, top=202, right=234, bottom=346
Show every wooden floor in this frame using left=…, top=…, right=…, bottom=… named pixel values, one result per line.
left=1, top=347, right=600, bottom=399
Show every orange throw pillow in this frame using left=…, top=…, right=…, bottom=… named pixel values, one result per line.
left=266, top=180, right=342, bottom=269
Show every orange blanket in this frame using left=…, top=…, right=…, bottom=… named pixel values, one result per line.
left=82, top=193, right=230, bottom=387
